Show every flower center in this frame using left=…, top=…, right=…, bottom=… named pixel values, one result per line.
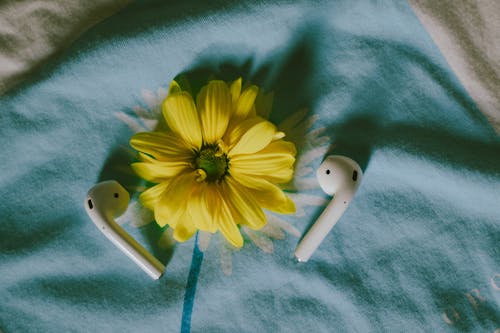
left=194, top=144, right=229, bottom=182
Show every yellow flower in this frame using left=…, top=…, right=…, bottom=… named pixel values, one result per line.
left=130, top=78, right=296, bottom=247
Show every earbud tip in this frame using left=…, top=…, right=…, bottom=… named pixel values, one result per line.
left=294, top=256, right=306, bottom=263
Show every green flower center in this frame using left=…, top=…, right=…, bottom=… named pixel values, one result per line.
left=194, top=144, right=229, bottom=182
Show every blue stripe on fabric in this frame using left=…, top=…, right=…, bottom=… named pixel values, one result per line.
left=180, top=234, right=204, bottom=333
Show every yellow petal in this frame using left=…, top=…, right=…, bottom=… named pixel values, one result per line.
left=139, top=182, right=169, bottom=210
left=162, top=91, right=202, bottom=149
left=154, top=171, right=197, bottom=227
left=130, top=131, right=193, bottom=162
left=263, top=139, right=296, bottom=156
left=217, top=192, right=244, bottom=247
left=137, top=152, right=155, bottom=163
left=225, top=116, right=261, bottom=148
left=272, top=131, right=286, bottom=141
left=229, top=77, right=242, bottom=106
left=198, top=80, right=231, bottom=143
left=155, top=201, right=184, bottom=229
left=233, top=85, right=259, bottom=120
left=173, top=211, right=197, bottom=242
left=228, top=118, right=277, bottom=157
left=230, top=140, right=296, bottom=183
left=168, top=80, right=182, bottom=95
left=187, top=182, right=218, bottom=232
left=131, top=160, right=190, bottom=182
left=230, top=170, right=296, bottom=214
left=196, top=85, right=207, bottom=111
left=224, top=176, right=266, bottom=230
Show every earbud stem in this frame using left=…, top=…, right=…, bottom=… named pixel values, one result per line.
left=98, top=216, right=165, bottom=280
left=99, top=214, right=165, bottom=280
left=294, top=190, right=353, bottom=263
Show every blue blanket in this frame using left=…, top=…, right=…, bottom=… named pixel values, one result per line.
left=1, top=1, right=499, bottom=332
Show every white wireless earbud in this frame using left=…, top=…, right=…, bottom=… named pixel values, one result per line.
left=85, top=180, right=165, bottom=279
left=294, top=155, right=363, bottom=262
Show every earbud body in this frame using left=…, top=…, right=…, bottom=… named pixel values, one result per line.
left=85, top=180, right=165, bottom=279
left=294, top=155, right=362, bottom=262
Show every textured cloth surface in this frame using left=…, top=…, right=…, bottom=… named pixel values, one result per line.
left=0, top=0, right=130, bottom=94
left=1, top=1, right=500, bottom=332
left=409, top=0, right=500, bottom=134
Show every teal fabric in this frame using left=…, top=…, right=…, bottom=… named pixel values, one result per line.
left=1, top=1, right=500, bottom=332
